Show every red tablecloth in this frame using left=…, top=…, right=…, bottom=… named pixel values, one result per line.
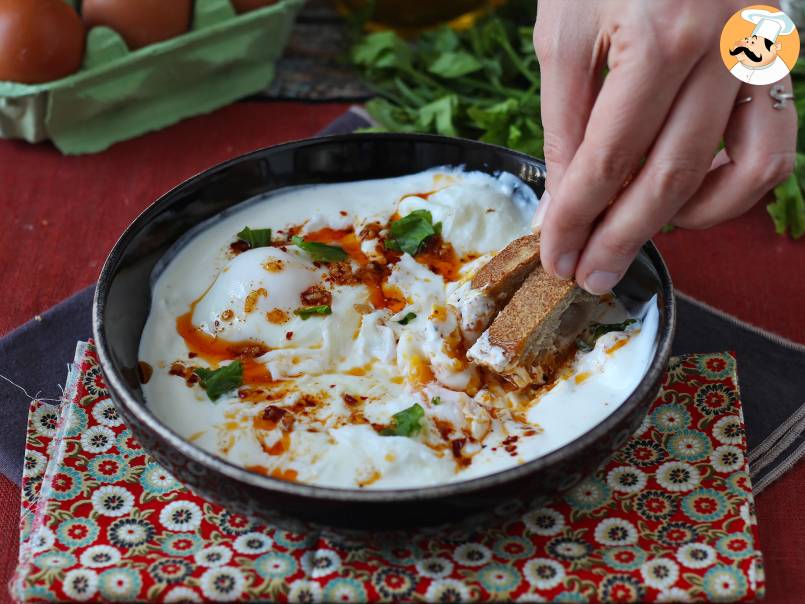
left=1, top=100, right=803, bottom=603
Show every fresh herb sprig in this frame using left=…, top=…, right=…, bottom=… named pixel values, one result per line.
left=193, top=362, right=243, bottom=401
left=292, top=236, right=348, bottom=263
left=385, top=210, right=441, bottom=255
left=380, top=403, right=425, bottom=437
left=294, top=305, right=332, bottom=320
left=237, top=227, right=272, bottom=249
left=397, top=311, right=417, bottom=325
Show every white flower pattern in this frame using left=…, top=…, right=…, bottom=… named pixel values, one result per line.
left=160, top=500, right=202, bottom=532
left=594, top=518, right=638, bottom=546
left=90, top=486, right=133, bottom=517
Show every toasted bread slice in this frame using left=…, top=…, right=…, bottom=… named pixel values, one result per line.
left=470, top=233, right=541, bottom=298
left=467, top=266, right=599, bottom=386
left=449, top=234, right=542, bottom=344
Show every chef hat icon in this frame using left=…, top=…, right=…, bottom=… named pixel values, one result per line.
left=741, top=8, right=796, bottom=42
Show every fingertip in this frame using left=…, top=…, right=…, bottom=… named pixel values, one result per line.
left=581, top=270, right=621, bottom=295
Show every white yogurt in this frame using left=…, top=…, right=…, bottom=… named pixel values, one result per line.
left=139, top=168, right=658, bottom=489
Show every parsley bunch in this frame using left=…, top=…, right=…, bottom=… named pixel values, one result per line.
left=351, top=12, right=543, bottom=158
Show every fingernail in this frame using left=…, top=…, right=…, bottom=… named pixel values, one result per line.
left=531, top=191, right=551, bottom=232
left=554, top=251, right=578, bottom=279
left=584, top=271, right=621, bottom=295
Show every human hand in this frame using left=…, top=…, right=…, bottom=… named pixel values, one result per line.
left=531, top=0, right=797, bottom=294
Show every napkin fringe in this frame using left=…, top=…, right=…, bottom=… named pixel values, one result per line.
left=11, top=341, right=89, bottom=601
left=678, top=291, right=805, bottom=494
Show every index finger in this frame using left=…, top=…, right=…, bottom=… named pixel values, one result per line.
left=540, top=19, right=706, bottom=279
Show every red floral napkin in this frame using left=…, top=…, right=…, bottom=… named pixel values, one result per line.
left=12, top=342, right=764, bottom=602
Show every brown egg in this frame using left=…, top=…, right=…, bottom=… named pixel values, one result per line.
left=82, top=0, right=192, bottom=50
left=232, top=0, right=277, bottom=14
left=0, top=0, right=85, bottom=84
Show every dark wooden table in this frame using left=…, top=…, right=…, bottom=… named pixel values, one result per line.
left=1, top=99, right=803, bottom=603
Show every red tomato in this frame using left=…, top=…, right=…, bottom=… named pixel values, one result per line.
left=82, top=0, right=192, bottom=50
left=0, top=0, right=85, bottom=84
left=232, top=0, right=277, bottom=14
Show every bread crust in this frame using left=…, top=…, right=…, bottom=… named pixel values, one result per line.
left=486, top=266, right=576, bottom=358
left=470, top=233, right=541, bottom=298
left=467, top=265, right=599, bottom=386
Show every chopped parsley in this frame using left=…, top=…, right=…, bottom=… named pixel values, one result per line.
left=193, top=361, right=243, bottom=401
left=397, top=312, right=417, bottom=325
left=380, top=403, right=425, bottom=437
left=294, top=305, right=332, bottom=320
left=237, top=227, right=272, bottom=249
left=431, top=396, right=441, bottom=405
left=291, top=236, right=347, bottom=263
left=385, top=210, right=441, bottom=256
left=576, top=319, right=637, bottom=352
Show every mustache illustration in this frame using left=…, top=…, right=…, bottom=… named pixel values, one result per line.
left=730, top=46, right=763, bottom=62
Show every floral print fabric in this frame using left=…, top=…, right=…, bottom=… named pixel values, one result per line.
left=13, top=344, right=764, bottom=602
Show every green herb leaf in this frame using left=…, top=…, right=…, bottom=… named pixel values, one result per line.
left=385, top=210, right=441, bottom=256
left=397, top=312, right=417, bottom=325
left=431, top=396, right=441, bottom=405
left=193, top=362, right=243, bottom=402
left=237, top=227, right=272, bottom=249
left=351, top=31, right=412, bottom=71
left=291, top=236, right=348, bottom=263
left=576, top=319, right=637, bottom=352
left=767, top=154, right=805, bottom=239
left=294, top=305, right=332, bottom=320
left=660, top=224, right=676, bottom=234
left=429, top=51, right=484, bottom=78
left=416, top=95, right=458, bottom=136
left=380, top=403, right=425, bottom=437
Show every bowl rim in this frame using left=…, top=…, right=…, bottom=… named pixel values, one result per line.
left=93, top=132, right=676, bottom=503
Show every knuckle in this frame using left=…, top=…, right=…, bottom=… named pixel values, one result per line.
left=598, top=232, right=643, bottom=261
left=532, top=27, right=558, bottom=63
left=648, top=12, right=703, bottom=62
left=542, top=131, right=570, bottom=167
left=650, top=158, right=708, bottom=202
left=552, top=205, right=591, bottom=233
left=755, top=151, right=796, bottom=189
left=586, top=145, right=636, bottom=182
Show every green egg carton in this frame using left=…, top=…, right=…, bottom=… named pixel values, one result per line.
left=0, top=0, right=305, bottom=154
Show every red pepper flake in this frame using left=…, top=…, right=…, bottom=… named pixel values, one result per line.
left=230, top=240, right=250, bottom=254
left=342, top=393, right=358, bottom=406
left=169, top=362, right=186, bottom=377
left=285, top=331, right=294, bottom=340
left=137, top=361, right=153, bottom=384
left=339, top=210, right=348, bottom=216
left=300, top=284, right=332, bottom=307
left=262, top=405, right=288, bottom=423
left=188, top=352, right=197, bottom=358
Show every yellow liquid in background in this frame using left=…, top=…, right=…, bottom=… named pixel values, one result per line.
left=335, top=0, right=506, bottom=35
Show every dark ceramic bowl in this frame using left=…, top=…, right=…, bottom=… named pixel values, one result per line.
left=94, top=133, right=675, bottom=533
